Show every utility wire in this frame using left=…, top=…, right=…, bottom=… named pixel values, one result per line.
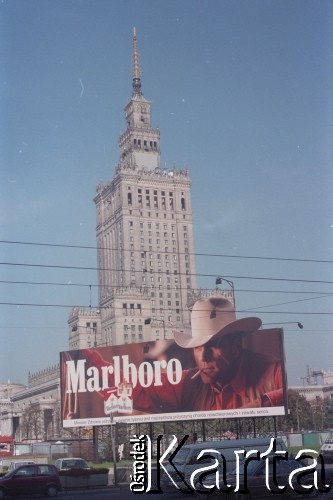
left=0, top=301, right=332, bottom=316
left=1, top=279, right=332, bottom=296
left=0, top=239, right=332, bottom=264
left=1, top=261, right=333, bottom=285
left=244, top=294, right=333, bottom=311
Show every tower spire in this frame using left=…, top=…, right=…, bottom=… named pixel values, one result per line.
left=132, top=26, right=142, bottom=96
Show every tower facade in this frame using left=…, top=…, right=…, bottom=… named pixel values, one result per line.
left=94, top=28, right=197, bottom=346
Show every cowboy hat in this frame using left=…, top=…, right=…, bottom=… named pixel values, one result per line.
left=173, top=297, right=261, bottom=348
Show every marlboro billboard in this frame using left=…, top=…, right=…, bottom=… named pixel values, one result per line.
left=60, top=299, right=287, bottom=427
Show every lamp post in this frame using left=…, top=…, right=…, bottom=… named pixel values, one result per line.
left=159, top=319, right=166, bottom=339
left=144, top=317, right=166, bottom=339
left=215, top=276, right=236, bottom=307
left=262, top=322, right=303, bottom=329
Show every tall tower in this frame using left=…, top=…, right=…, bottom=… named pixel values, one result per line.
left=94, top=28, right=197, bottom=346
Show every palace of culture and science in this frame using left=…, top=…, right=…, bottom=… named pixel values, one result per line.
left=68, top=28, right=197, bottom=350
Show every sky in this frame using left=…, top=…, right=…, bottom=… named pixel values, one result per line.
left=1, top=0, right=333, bottom=386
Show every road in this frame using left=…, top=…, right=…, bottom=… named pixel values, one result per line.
left=53, top=483, right=333, bottom=500
left=55, top=486, right=333, bottom=500
left=11, top=482, right=333, bottom=499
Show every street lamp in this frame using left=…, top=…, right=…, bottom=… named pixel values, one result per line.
left=215, top=276, right=236, bottom=307
left=144, top=317, right=166, bottom=339
left=262, top=322, right=303, bottom=329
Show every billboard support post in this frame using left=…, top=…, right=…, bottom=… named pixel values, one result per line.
left=110, top=413, right=117, bottom=486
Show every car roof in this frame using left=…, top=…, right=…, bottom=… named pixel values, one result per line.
left=16, top=463, right=53, bottom=467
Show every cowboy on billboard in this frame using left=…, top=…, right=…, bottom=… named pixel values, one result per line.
left=133, top=297, right=284, bottom=412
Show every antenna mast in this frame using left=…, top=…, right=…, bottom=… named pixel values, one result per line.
left=132, top=27, right=142, bottom=95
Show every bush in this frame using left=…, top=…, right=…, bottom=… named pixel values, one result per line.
left=59, top=468, right=90, bottom=477
left=89, top=467, right=109, bottom=475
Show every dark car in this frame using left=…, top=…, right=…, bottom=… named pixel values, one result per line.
left=0, top=463, right=61, bottom=498
left=195, top=456, right=329, bottom=498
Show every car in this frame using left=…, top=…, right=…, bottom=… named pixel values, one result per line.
left=0, top=463, right=61, bottom=498
left=319, top=430, right=333, bottom=463
left=54, top=457, right=90, bottom=471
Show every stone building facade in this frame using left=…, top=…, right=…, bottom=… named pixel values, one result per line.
left=0, top=368, right=61, bottom=442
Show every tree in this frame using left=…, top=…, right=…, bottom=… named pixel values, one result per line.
left=21, top=404, right=43, bottom=440
left=279, top=389, right=313, bottom=432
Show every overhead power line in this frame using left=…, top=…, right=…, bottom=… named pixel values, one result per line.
left=0, top=301, right=332, bottom=316
left=0, top=239, right=332, bottom=264
left=1, top=261, right=333, bottom=285
left=1, top=279, right=333, bottom=296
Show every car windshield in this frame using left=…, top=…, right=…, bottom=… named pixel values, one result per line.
left=231, top=458, right=307, bottom=477
left=62, top=459, right=88, bottom=468
left=170, top=447, right=191, bottom=465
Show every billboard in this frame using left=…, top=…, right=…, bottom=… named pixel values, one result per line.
left=60, top=327, right=287, bottom=428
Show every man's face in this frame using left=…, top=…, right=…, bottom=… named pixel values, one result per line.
left=192, top=334, right=242, bottom=385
